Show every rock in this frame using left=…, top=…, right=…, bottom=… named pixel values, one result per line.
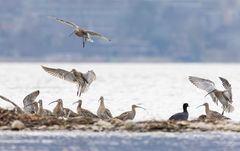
left=0, top=126, right=10, bottom=130
left=123, top=120, right=136, bottom=130
left=11, top=120, right=25, bottom=130
left=94, top=120, right=113, bottom=129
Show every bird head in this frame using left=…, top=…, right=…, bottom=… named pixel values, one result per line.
left=132, top=104, right=146, bottom=110
left=183, top=103, right=189, bottom=109
left=196, top=103, right=208, bottom=109
left=48, top=99, right=62, bottom=105
left=72, top=100, right=82, bottom=105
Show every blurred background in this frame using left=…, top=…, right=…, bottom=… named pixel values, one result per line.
left=0, top=0, right=240, bottom=62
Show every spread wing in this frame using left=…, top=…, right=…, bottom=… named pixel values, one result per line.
left=105, top=108, right=113, bottom=118
left=219, top=77, right=231, bottom=90
left=0, top=95, right=24, bottom=113
left=49, top=16, right=79, bottom=29
left=189, top=76, right=216, bottom=93
left=23, top=90, right=40, bottom=113
left=42, top=66, right=77, bottom=83
left=80, top=70, right=96, bottom=93
left=86, top=30, right=111, bottom=41
left=219, top=77, right=232, bottom=101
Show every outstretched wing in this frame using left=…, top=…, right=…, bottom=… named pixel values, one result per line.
left=219, top=77, right=232, bottom=101
left=105, top=108, right=113, bottom=118
left=80, top=70, right=96, bottom=93
left=0, top=95, right=24, bottom=113
left=86, top=30, right=111, bottom=41
left=49, top=16, right=79, bottom=29
left=42, top=66, right=77, bottom=83
left=219, top=77, right=231, bottom=90
left=23, top=90, right=40, bottom=113
left=189, top=76, right=216, bottom=93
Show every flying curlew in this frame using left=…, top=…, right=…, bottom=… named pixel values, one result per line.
left=73, top=100, right=98, bottom=118
left=169, top=103, right=189, bottom=121
left=37, top=99, right=53, bottom=116
left=115, top=104, right=145, bottom=121
left=42, top=66, right=96, bottom=97
left=0, top=90, right=40, bottom=114
left=197, top=103, right=230, bottom=120
left=189, top=76, right=234, bottom=115
left=97, top=96, right=112, bottom=120
left=49, top=16, right=111, bottom=48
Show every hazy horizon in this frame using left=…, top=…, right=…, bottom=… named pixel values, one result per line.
left=1, top=0, right=240, bottom=62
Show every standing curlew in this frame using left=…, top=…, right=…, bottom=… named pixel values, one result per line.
left=169, top=103, right=189, bottom=121
left=49, top=99, right=78, bottom=117
left=42, top=66, right=96, bottom=97
left=115, top=104, right=145, bottom=121
left=49, top=99, right=64, bottom=117
left=49, top=16, right=111, bottom=48
left=73, top=100, right=98, bottom=118
left=97, top=96, right=112, bottom=120
left=189, top=76, right=234, bottom=115
left=0, top=90, right=40, bottom=114
left=37, top=99, right=53, bottom=116
left=197, top=103, right=230, bottom=120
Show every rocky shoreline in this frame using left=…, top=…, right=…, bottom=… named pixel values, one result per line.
left=0, top=108, right=239, bottom=132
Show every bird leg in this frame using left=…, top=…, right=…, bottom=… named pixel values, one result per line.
left=82, top=37, right=85, bottom=48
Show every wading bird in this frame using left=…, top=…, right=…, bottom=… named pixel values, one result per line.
left=73, top=100, right=98, bottom=118
left=42, top=66, right=96, bottom=97
left=37, top=99, right=53, bottom=116
left=49, top=99, right=77, bottom=117
left=169, top=103, right=189, bottom=121
left=115, top=104, right=145, bottom=121
left=197, top=103, right=230, bottom=120
left=97, top=96, right=112, bottom=120
left=0, top=90, right=40, bottom=114
left=189, top=76, right=234, bottom=115
left=49, top=16, right=111, bottom=48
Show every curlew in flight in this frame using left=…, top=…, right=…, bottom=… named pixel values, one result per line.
left=189, top=76, right=234, bottom=115
left=49, top=16, right=111, bottom=48
left=42, top=66, right=96, bottom=97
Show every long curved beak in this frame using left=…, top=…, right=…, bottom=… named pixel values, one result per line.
left=135, top=105, right=146, bottom=110
left=196, top=104, right=204, bottom=109
left=48, top=100, right=59, bottom=105
left=72, top=100, right=80, bottom=105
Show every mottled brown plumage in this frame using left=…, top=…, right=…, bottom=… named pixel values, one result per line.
left=197, top=103, right=230, bottom=120
left=189, top=76, right=234, bottom=115
left=73, top=100, right=98, bottom=118
left=115, top=105, right=145, bottom=121
left=97, top=96, right=112, bottom=120
left=37, top=100, right=53, bottom=116
left=49, top=16, right=111, bottom=48
left=42, top=66, right=96, bottom=97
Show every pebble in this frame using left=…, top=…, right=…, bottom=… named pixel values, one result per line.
left=11, top=120, right=25, bottom=130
